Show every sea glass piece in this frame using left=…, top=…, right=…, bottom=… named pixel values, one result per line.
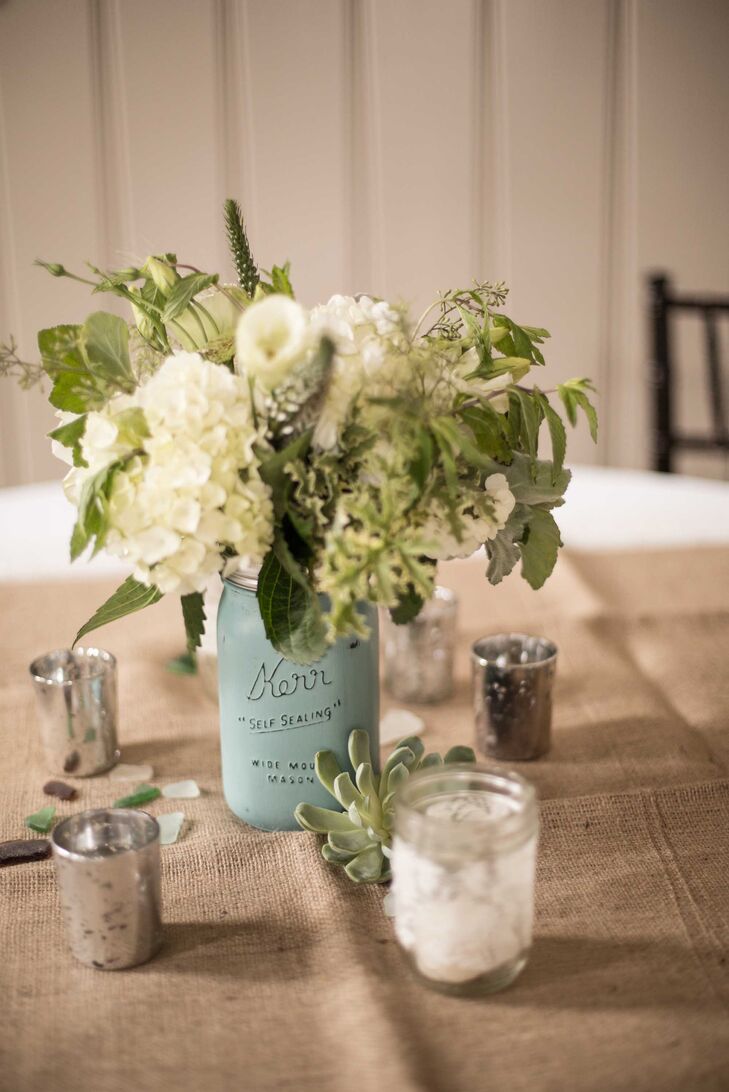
left=0, top=839, right=51, bottom=867
left=157, top=811, right=185, bottom=845
left=25, top=805, right=56, bottom=833
left=161, top=780, right=200, bottom=800
left=43, top=780, right=78, bottom=801
left=379, top=709, right=426, bottom=745
left=109, top=763, right=154, bottom=782
left=113, top=785, right=161, bottom=809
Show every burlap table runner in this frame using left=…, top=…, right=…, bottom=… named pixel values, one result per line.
left=1, top=547, right=728, bottom=1091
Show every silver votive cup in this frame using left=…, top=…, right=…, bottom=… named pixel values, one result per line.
left=51, top=809, right=162, bottom=970
left=383, top=587, right=458, bottom=704
left=472, top=634, right=558, bottom=761
left=29, top=647, right=120, bottom=776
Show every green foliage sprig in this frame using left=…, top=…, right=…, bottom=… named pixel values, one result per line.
left=0, top=336, right=44, bottom=389
left=223, top=197, right=259, bottom=296
left=295, top=729, right=476, bottom=884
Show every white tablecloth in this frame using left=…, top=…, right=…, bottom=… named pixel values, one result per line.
left=2, top=465, right=729, bottom=582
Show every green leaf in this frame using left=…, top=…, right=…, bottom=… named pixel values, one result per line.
left=573, top=390, right=598, bottom=443
left=433, top=416, right=493, bottom=470
left=39, top=325, right=106, bottom=412
left=49, top=372, right=95, bottom=413
left=394, top=735, right=425, bottom=762
left=419, top=753, right=444, bottom=769
left=535, top=391, right=566, bottom=479
left=333, top=772, right=364, bottom=810
left=82, top=312, right=134, bottom=387
left=161, top=273, right=219, bottom=323
left=70, top=519, right=89, bottom=560
left=73, top=576, right=163, bottom=646
left=72, top=459, right=129, bottom=560
left=344, top=844, right=387, bottom=884
left=315, top=750, right=342, bottom=796
left=485, top=504, right=530, bottom=584
left=258, top=429, right=312, bottom=518
left=322, top=842, right=356, bottom=864
left=269, top=263, right=294, bottom=298
left=510, top=389, right=542, bottom=464
left=348, top=729, right=372, bottom=772
left=38, top=323, right=83, bottom=375
left=25, top=805, right=56, bottom=833
left=558, top=378, right=598, bottom=442
left=520, top=508, right=562, bottom=590
left=256, top=542, right=328, bottom=665
left=328, top=828, right=373, bottom=854
left=113, top=785, right=161, bottom=809
left=355, top=762, right=378, bottom=801
left=458, top=402, right=511, bottom=461
left=492, top=315, right=548, bottom=366
left=433, top=426, right=460, bottom=496
left=48, top=413, right=86, bottom=450
left=386, top=762, right=410, bottom=795
left=48, top=414, right=88, bottom=466
left=444, top=745, right=476, bottom=764
left=502, top=453, right=571, bottom=506
left=40, top=316, right=135, bottom=409
left=409, top=428, right=433, bottom=490
left=294, top=803, right=355, bottom=834
left=181, top=592, right=206, bottom=655
left=389, top=586, right=424, bottom=625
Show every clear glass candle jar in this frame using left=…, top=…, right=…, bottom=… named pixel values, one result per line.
left=391, top=764, right=538, bottom=995
left=383, top=586, right=457, bottom=704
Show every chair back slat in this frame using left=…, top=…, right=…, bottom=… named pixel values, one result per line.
left=704, top=309, right=727, bottom=440
left=648, top=272, right=729, bottom=473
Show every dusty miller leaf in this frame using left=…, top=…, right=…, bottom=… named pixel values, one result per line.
left=520, top=508, right=562, bottom=590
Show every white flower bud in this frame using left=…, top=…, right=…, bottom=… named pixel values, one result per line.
left=234, top=294, right=309, bottom=390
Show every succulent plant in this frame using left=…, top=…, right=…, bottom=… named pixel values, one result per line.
left=294, top=728, right=476, bottom=884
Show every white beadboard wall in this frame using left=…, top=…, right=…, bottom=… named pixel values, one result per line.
left=1, top=0, right=728, bottom=486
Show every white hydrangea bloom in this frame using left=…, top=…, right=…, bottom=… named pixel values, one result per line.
left=66, top=352, right=273, bottom=595
left=309, top=294, right=405, bottom=450
left=420, top=473, right=515, bottom=560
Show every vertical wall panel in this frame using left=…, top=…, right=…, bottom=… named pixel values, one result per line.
left=0, top=0, right=101, bottom=485
left=602, top=0, right=642, bottom=469
left=238, top=0, right=350, bottom=306
left=113, top=0, right=220, bottom=272
left=497, top=0, right=612, bottom=465
left=365, top=0, right=479, bottom=312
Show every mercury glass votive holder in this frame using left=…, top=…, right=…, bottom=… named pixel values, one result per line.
left=51, top=809, right=163, bottom=970
left=391, top=764, right=538, bottom=995
left=472, top=634, right=558, bottom=761
left=29, top=647, right=120, bottom=777
left=383, top=586, right=458, bottom=704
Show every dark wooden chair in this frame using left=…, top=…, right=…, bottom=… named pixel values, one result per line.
left=649, top=273, right=729, bottom=473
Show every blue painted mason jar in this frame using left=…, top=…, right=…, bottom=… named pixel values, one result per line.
left=217, top=568, right=380, bottom=831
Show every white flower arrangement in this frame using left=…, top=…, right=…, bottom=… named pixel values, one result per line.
left=6, top=199, right=597, bottom=662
